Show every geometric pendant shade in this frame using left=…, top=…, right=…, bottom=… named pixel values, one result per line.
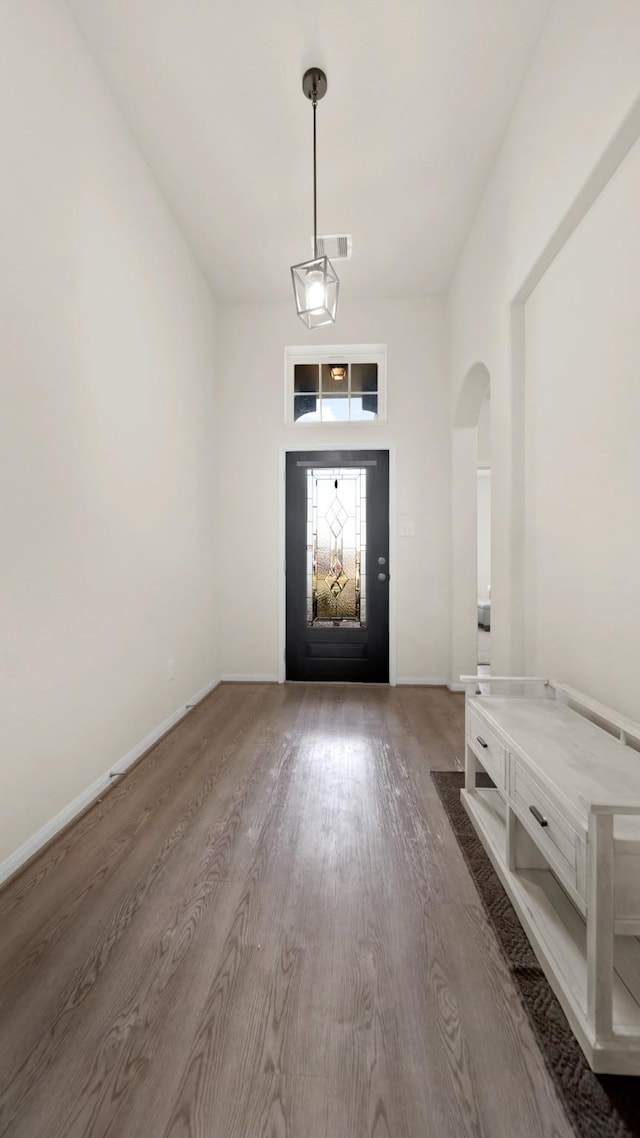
left=291, top=254, right=339, bottom=328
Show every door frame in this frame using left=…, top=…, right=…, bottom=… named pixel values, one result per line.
left=278, top=442, right=397, bottom=684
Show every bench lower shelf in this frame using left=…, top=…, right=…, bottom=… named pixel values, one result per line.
left=461, top=787, right=640, bottom=1075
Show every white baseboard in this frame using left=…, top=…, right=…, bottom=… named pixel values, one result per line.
left=220, top=674, right=279, bottom=683
left=396, top=676, right=449, bottom=686
left=0, top=675, right=221, bottom=888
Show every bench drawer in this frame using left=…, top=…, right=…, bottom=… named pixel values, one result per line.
left=467, top=708, right=505, bottom=789
left=511, top=757, right=577, bottom=887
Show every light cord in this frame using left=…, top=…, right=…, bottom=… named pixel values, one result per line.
left=312, top=86, right=318, bottom=258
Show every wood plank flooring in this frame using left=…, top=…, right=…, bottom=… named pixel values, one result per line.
left=0, top=683, right=574, bottom=1137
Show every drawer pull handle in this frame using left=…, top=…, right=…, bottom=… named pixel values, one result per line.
left=476, top=736, right=488, bottom=749
left=529, top=805, right=548, bottom=828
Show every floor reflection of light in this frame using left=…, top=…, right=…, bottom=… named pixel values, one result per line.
left=289, top=731, right=377, bottom=872
left=300, top=732, right=372, bottom=778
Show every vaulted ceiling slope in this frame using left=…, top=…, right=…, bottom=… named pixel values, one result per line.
left=68, top=0, right=551, bottom=302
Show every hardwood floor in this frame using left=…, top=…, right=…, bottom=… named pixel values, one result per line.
left=0, top=683, right=574, bottom=1137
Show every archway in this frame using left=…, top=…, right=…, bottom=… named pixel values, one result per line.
left=454, top=362, right=490, bottom=428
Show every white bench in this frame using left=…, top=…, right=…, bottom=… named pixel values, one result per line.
left=460, top=676, right=640, bottom=1075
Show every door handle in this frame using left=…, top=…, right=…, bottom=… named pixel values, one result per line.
left=529, top=805, right=548, bottom=828
left=377, top=572, right=387, bottom=582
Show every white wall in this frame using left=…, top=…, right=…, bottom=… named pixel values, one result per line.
left=0, top=0, right=219, bottom=868
left=449, top=0, right=640, bottom=717
left=477, top=396, right=491, bottom=467
left=524, top=136, right=640, bottom=717
left=477, top=472, right=491, bottom=604
left=216, top=297, right=449, bottom=683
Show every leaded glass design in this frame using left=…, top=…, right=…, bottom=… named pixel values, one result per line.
left=306, top=468, right=367, bottom=626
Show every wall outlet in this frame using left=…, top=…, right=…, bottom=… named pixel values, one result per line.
left=167, top=658, right=175, bottom=681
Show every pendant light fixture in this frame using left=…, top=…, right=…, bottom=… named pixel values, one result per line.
left=291, top=68, right=339, bottom=328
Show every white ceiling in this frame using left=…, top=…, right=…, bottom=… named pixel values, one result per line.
left=68, top=0, right=551, bottom=303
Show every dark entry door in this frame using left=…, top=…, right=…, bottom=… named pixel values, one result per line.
left=286, top=450, right=389, bottom=682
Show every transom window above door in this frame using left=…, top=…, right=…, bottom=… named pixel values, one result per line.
left=285, top=345, right=386, bottom=425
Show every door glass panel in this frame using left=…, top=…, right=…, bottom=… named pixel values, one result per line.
left=307, top=468, right=367, bottom=627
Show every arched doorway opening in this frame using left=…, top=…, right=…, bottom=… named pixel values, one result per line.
left=476, top=395, right=491, bottom=674
left=451, top=363, right=490, bottom=685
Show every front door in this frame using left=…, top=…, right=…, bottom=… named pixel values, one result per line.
left=286, top=450, right=389, bottom=682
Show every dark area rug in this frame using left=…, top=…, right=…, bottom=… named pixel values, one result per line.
left=431, top=770, right=640, bottom=1138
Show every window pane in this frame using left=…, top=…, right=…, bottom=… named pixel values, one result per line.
left=321, top=363, right=348, bottom=394
left=350, top=395, right=378, bottom=421
left=294, top=363, right=319, bottom=393
left=307, top=468, right=367, bottom=626
left=351, top=363, right=378, bottom=394
left=294, top=394, right=320, bottom=422
left=290, top=351, right=384, bottom=426
left=320, top=394, right=349, bottom=422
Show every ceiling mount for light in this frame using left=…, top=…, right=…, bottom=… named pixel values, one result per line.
left=291, top=67, right=339, bottom=328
